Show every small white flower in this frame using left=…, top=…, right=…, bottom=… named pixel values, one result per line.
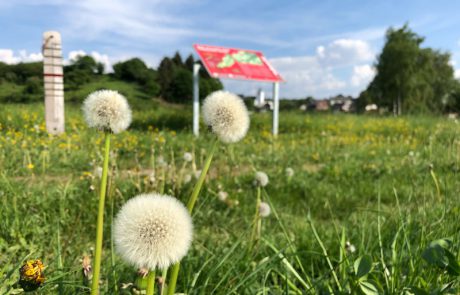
left=217, top=191, right=228, bottom=202
left=254, top=171, right=269, bottom=187
left=183, top=152, right=193, bottom=162
left=285, top=167, right=294, bottom=178
left=82, top=90, right=132, bottom=133
left=345, top=241, right=356, bottom=253
left=113, top=193, right=193, bottom=270
left=259, top=202, right=271, bottom=217
left=194, top=170, right=202, bottom=179
left=202, top=91, right=250, bottom=143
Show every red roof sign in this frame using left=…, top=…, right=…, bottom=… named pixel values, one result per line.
left=193, top=44, right=283, bottom=82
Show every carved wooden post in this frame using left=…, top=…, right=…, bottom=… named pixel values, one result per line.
left=42, top=31, right=64, bottom=134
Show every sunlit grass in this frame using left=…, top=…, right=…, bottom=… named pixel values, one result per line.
left=1, top=103, right=460, bottom=294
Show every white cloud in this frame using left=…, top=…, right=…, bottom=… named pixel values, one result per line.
left=455, top=69, right=460, bottom=79
left=317, top=39, right=374, bottom=66
left=224, top=38, right=375, bottom=98
left=351, top=64, right=376, bottom=87
left=0, top=49, right=43, bottom=64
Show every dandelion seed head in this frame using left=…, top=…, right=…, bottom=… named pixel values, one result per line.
left=285, top=167, right=294, bottom=178
left=217, top=191, right=228, bottom=202
left=259, top=202, right=271, bottom=217
left=82, top=90, right=132, bottom=134
left=254, top=171, right=269, bottom=187
left=202, top=91, right=250, bottom=143
left=113, top=193, right=193, bottom=270
left=183, top=152, right=193, bottom=162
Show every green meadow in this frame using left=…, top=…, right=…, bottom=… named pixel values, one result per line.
left=1, top=94, right=460, bottom=294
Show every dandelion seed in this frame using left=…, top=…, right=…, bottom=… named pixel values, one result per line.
left=285, top=167, right=294, bottom=178
left=19, top=259, right=45, bottom=291
left=113, top=193, right=193, bottom=270
left=254, top=171, right=269, bottom=187
left=82, top=90, right=132, bottom=134
left=194, top=170, right=202, bottom=179
left=183, top=152, right=193, bottom=162
left=202, top=91, right=250, bottom=143
left=217, top=191, right=228, bottom=202
left=258, top=202, right=271, bottom=217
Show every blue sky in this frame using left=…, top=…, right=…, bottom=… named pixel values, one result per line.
left=2, top=0, right=460, bottom=98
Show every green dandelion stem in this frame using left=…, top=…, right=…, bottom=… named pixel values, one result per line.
left=160, top=268, right=168, bottom=295
left=146, top=270, right=156, bottom=295
left=186, top=139, right=218, bottom=212
left=167, top=139, right=218, bottom=295
left=249, top=186, right=261, bottom=251
left=91, top=132, right=111, bottom=295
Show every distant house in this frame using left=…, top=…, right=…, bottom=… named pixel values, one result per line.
left=329, top=94, right=355, bottom=113
left=254, top=89, right=273, bottom=111
left=315, top=100, right=330, bottom=111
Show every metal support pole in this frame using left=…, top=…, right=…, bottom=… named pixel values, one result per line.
left=193, top=63, right=200, bottom=137
left=272, top=82, right=279, bottom=136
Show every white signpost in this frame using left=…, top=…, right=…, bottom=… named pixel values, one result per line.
left=193, top=63, right=200, bottom=136
left=42, top=31, right=65, bottom=134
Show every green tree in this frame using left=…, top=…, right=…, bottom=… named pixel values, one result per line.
left=185, top=54, right=195, bottom=71
left=172, top=51, right=183, bottom=67
left=168, top=68, right=193, bottom=103
left=359, top=24, right=457, bottom=114
left=157, top=57, right=175, bottom=99
left=113, top=58, right=160, bottom=96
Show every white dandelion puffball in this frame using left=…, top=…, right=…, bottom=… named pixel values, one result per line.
left=82, top=90, right=132, bottom=134
left=113, top=193, right=193, bottom=270
left=202, top=91, right=250, bottom=143
left=255, top=171, right=269, bottom=187
left=285, top=167, right=294, bottom=178
left=259, top=202, right=271, bottom=217
left=183, top=152, right=193, bottom=162
left=217, top=191, right=228, bottom=202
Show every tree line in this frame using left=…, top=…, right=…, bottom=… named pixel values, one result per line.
left=0, top=52, right=222, bottom=103
left=357, top=24, right=460, bottom=114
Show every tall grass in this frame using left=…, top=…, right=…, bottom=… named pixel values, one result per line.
left=0, top=103, right=459, bottom=293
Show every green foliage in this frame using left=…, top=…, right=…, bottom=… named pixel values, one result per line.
left=359, top=24, right=458, bottom=114
left=1, top=110, right=460, bottom=293
left=157, top=53, right=223, bottom=103
left=112, top=58, right=160, bottom=96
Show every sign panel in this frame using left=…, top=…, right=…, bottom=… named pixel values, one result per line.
left=42, top=31, right=65, bottom=134
left=193, top=44, right=283, bottom=82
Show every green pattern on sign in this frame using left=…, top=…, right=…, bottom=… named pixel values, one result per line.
left=216, top=51, right=263, bottom=68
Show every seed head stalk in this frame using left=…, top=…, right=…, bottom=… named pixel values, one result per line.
left=167, top=139, right=218, bottom=295
left=249, top=186, right=261, bottom=252
left=146, top=270, right=156, bottom=295
left=91, top=132, right=111, bottom=295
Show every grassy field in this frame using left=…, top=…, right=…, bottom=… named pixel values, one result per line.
left=1, top=99, right=460, bottom=294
